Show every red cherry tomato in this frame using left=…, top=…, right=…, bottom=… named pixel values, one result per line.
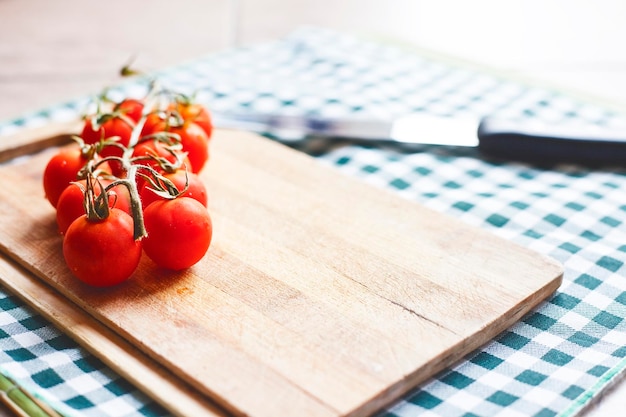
left=56, top=178, right=131, bottom=235
left=131, top=139, right=188, bottom=172
left=43, top=146, right=90, bottom=207
left=114, top=98, right=144, bottom=123
left=81, top=114, right=135, bottom=176
left=63, top=208, right=142, bottom=287
left=140, top=169, right=208, bottom=209
left=81, top=114, right=135, bottom=147
left=140, top=112, right=166, bottom=137
left=169, top=123, right=209, bottom=174
left=171, top=102, right=213, bottom=139
left=143, top=118, right=208, bottom=174
left=131, top=138, right=192, bottom=190
left=142, top=197, right=212, bottom=270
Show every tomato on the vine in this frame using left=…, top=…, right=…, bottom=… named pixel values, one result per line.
left=168, top=123, right=208, bottom=174
left=140, top=169, right=207, bottom=208
left=140, top=112, right=166, bottom=137
left=142, top=118, right=208, bottom=174
left=131, top=138, right=187, bottom=172
left=81, top=114, right=135, bottom=175
left=48, top=84, right=217, bottom=286
left=43, top=145, right=106, bottom=208
left=81, top=114, right=135, bottom=147
left=56, top=178, right=131, bottom=235
left=63, top=208, right=142, bottom=287
left=142, top=197, right=212, bottom=270
left=171, top=101, right=213, bottom=139
left=114, top=98, right=144, bottom=123
left=131, top=138, right=192, bottom=191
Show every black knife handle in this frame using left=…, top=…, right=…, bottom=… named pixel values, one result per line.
left=477, top=117, right=626, bottom=166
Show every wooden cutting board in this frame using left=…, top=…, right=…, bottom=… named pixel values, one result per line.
left=0, top=124, right=563, bottom=417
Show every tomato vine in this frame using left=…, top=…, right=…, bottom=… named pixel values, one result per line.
left=44, top=81, right=215, bottom=287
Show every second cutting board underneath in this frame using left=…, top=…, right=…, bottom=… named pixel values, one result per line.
left=0, top=128, right=562, bottom=417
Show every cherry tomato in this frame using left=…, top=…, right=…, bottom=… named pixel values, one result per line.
left=131, top=138, right=192, bottom=191
left=142, top=197, right=212, bottom=270
left=114, top=98, right=144, bottom=123
left=81, top=114, right=135, bottom=176
left=63, top=208, right=142, bottom=287
left=168, top=123, right=208, bottom=173
left=56, top=178, right=131, bottom=235
left=131, top=138, right=188, bottom=172
left=140, top=112, right=166, bottom=137
left=43, top=146, right=90, bottom=207
left=171, top=102, right=213, bottom=139
left=140, top=169, right=208, bottom=209
left=81, top=114, right=134, bottom=147
left=142, top=118, right=208, bottom=174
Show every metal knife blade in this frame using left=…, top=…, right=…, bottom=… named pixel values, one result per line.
left=212, top=112, right=479, bottom=145
left=212, top=111, right=626, bottom=165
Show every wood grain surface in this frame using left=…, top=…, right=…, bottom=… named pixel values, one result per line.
left=0, top=254, right=227, bottom=417
left=0, top=125, right=562, bottom=417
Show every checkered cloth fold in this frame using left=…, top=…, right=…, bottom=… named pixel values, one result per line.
left=1, top=27, right=625, bottom=417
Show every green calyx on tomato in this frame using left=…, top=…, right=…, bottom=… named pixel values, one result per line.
left=79, top=166, right=145, bottom=240
left=131, top=132, right=187, bottom=171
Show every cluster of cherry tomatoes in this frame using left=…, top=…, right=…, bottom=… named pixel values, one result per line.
left=43, top=86, right=214, bottom=287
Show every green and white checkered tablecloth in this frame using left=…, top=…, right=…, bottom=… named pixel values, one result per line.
left=1, top=27, right=625, bottom=417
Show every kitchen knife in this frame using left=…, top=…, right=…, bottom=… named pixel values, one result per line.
left=212, top=112, right=626, bottom=165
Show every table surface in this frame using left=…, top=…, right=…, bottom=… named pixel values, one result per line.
left=1, top=1, right=625, bottom=416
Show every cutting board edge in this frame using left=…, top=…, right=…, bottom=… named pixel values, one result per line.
left=0, top=120, right=81, bottom=163
left=345, top=268, right=563, bottom=417
left=0, top=254, right=230, bottom=417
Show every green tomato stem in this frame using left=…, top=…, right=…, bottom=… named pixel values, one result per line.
left=83, top=173, right=110, bottom=222
left=108, top=164, right=147, bottom=241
